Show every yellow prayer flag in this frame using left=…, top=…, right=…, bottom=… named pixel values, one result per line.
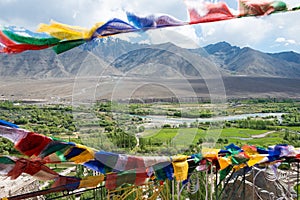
left=247, top=155, right=266, bottom=167
left=218, top=157, right=232, bottom=170
left=67, top=144, right=95, bottom=164
left=242, top=145, right=257, bottom=156
left=171, top=155, right=189, bottom=181
left=233, top=163, right=247, bottom=171
left=79, top=175, right=105, bottom=188
left=202, top=148, right=220, bottom=159
left=171, top=155, right=188, bottom=162
left=37, top=20, right=104, bottom=40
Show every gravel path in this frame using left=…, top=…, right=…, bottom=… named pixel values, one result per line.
left=251, top=131, right=275, bottom=138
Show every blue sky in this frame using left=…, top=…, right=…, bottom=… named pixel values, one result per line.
left=0, top=0, right=300, bottom=53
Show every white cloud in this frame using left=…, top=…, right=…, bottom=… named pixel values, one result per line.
left=285, top=0, right=300, bottom=8
left=0, top=0, right=300, bottom=52
left=275, top=37, right=296, bottom=46
left=184, top=0, right=208, bottom=16
left=288, top=40, right=296, bottom=44
left=115, top=32, right=142, bottom=42
left=195, top=10, right=300, bottom=52
left=114, top=25, right=201, bottom=49
left=205, top=27, right=216, bottom=36
left=198, top=17, right=273, bottom=47
left=275, top=37, right=286, bottom=43
left=0, top=0, right=189, bottom=31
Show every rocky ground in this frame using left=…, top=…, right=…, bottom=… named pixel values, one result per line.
left=1, top=76, right=299, bottom=105
left=0, top=175, right=43, bottom=199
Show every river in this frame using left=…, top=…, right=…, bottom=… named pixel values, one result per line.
left=137, top=113, right=285, bottom=128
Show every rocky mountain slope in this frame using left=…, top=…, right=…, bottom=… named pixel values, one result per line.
left=0, top=39, right=299, bottom=79
left=204, top=42, right=300, bottom=78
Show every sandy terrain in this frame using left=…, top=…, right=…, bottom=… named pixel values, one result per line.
left=0, top=76, right=299, bottom=105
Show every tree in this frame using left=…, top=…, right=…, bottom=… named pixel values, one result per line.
left=217, top=138, right=223, bottom=144
left=105, top=126, right=113, bottom=132
left=162, top=124, right=171, bottom=128
left=138, top=126, right=145, bottom=133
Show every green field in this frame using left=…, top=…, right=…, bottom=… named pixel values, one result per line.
left=141, top=127, right=288, bottom=148
left=284, top=126, right=300, bottom=131
left=0, top=99, right=299, bottom=154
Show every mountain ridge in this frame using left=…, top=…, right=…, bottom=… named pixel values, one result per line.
left=203, top=41, right=300, bottom=78
left=0, top=39, right=299, bottom=79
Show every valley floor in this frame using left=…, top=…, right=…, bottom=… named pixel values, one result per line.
left=0, top=76, right=299, bottom=104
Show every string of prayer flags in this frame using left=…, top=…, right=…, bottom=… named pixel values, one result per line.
left=2, top=119, right=300, bottom=193
left=0, top=0, right=299, bottom=54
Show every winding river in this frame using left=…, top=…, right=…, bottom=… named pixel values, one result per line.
left=137, top=113, right=285, bottom=127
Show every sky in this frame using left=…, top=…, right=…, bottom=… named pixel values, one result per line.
left=0, top=0, right=300, bottom=53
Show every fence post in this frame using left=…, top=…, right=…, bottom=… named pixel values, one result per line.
left=242, top=168, right=246, bottom=200
left=215, top=167, right=218, bottom=200
left=297, top=161, right=299, bottom=200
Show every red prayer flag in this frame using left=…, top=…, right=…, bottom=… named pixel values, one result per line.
left=238, top=0, right=276, bottom=16
left=187, top=1, right=235, bottom=24
left=125, top=156, right=145, bottom=170
left=15, top=132, right=52, bottom=157
left=6, top=158, right=58, bottom=180
left=0, top=31, right=51, bottom=54
left=135, top=170, right=148, bottom=186
left=105, top=173, right=118, bottom=190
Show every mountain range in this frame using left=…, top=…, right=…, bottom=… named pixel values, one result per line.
left=0, top=38, right=299, bottom=79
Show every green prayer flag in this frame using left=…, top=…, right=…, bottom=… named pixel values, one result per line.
left=2, top=29, right=60, bottom=46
